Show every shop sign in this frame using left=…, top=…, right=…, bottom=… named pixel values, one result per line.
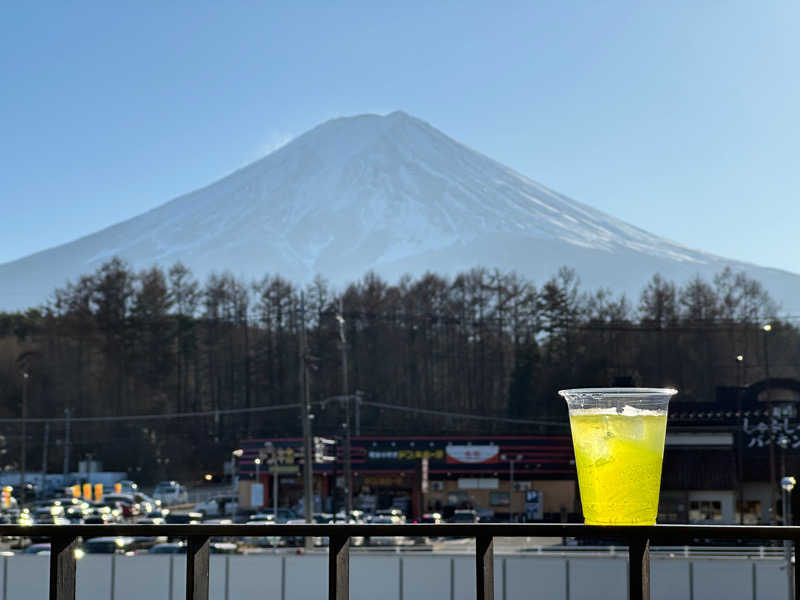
left=457, top=478, right=499, bottom=489
left=446, top=445, right=500, bottom=464
left=367, top=448, right=444, bottom=460
left=260, top=446, right=301, bottom=465
left=525, top=490, right=543, bottom=520
left=268, top=465, right=300, bottom=474
left=421, top=457, right=429, bottom=493
left=363, top=475, right=407, bottom=487
left=743, top=404, right=800, bottom=448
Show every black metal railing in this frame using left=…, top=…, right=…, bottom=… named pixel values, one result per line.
left=2, top=523, right=800, bottom=600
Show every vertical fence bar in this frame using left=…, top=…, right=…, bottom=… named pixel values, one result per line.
left=794, top=541, right=800, bottom=600
left=169, top=555, right=174, bottom=600
left=450, top=557, right=455, bottom=600
left=49, top=536, right=78, bottom=600
left=329, top=534, right=350, bottom=600
left=398, top=557, right=403, bottom=600
left=224, top=555, right=230, bottom=600
left=476, top=535, right=495, bottom=600
left=502, top=558, right=507, bottom=600
left=110, top=553, right=116, bottom=600
left=281, top=555, right=286, bottom=600
left=185, top=536, right=210, bottom=600
left=628, top=536, right=650, bottom=600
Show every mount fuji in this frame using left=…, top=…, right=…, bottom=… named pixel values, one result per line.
left=2, top=111, right=799, bottom=311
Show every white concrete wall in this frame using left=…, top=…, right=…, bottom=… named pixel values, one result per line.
left=0, top=553, right=791, bottom=599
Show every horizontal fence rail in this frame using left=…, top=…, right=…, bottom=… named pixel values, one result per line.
left=2, top=523, right=800, bottom=600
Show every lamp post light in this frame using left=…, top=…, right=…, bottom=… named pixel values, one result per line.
left=254, top=457, right=261, bottom=481
left=231, top=448, right=244, bottom=519
left=736, top=353, right=745, bottom=524
left=782, top=475, right=796, bottom=600
left=763, top=323, right=777, bottom=522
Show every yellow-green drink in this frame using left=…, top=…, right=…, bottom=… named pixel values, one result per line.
left=559, top=388, right=676, bottom=526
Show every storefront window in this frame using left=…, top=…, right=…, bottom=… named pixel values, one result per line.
left=489, top=492, right=509, bottom=506
left=688, top=500, right=723, bottom=522
left=447, top=491, right=468, bottom=506
left=735, top=501, right=762, bottom=525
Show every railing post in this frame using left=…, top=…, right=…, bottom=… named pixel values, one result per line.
left=628, top=536, right=650, bottom=600
left=49, top=536, right=78, bottom=600
left=476, top=535, right=494, bottom=600
left=185, top=536, right=210, bottom=600
left=329, top=534, right=350, bottom=600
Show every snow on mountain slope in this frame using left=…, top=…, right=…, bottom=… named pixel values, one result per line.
left=2, top=111, right=799, bottom=311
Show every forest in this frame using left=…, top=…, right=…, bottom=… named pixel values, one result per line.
left=0, top=258, right=797, bottom=483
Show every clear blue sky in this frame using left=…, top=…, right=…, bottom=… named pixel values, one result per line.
left=1, top=2, right=798, bottom=272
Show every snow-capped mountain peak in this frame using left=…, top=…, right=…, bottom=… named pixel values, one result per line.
left=1, top=111, right=799, bottom=311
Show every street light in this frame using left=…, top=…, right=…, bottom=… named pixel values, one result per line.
left=762, top=323, right=777, bottom=522
left=231, top=449, right=244, bottom=521
left=254, top=458, right=261, bottom=481
left=736, top=353, right=745, bottom=524
left=782, top=475, right=796, bottom=600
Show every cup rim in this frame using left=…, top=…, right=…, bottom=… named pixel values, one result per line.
left=558, top=387, right=677, bottom=397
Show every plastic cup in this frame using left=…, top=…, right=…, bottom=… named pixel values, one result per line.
left=559, top=388, right=677, bottom=526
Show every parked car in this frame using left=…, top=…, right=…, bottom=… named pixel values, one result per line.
left=82, top=537, right=136, bottom=554
left=152, top=481, right=188, bottom=506
left=367, top=515, right=408, bottom=546
left=22, top=543, right=51, bottom=554
left=242, top=517, right=282, bottom=548
left=448, top=509, right=479, bottom=524
left=135, top=516, right=165, bottom=525
left=259, top=508, right=297, bottom=524
left=131, top=492, right=160, bottom=514
left=164, top=512, right=202, bottom=525
left=115, top=480, right=139, bottom=494
left=194, top=495, right=238, bottom=518
left=102, top=494, right=140, bottom=518
left=282, top=519, right=328, bottom=547
left=148, top=542, right=186, bottom=554
left=83, top=514, right=116, bottom=525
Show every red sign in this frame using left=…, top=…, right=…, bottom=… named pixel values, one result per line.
left=446, top=445, right=499, bottom=464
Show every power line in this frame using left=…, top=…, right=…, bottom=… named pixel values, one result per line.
left=0, top=402, right=300, bottom=424
left=348, top=399, right=570, bottom=429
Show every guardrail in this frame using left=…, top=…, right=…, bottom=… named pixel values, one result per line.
left=3, top=523, right=800, bottom=600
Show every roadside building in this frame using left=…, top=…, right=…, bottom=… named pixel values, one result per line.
left=238, top=434, right=578, bottom=521
left=237, top=378, right=800, bottom=524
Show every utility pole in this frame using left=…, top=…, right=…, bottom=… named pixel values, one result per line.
left=63, top=407, right=71, bottom=481
left=40, top=422, right=49, bottom=499
left=299, top=292, right=314, bottom=550
left=764, top=323, right=776, bottom=523
left=20, top=371, right=29, bottom=507
left=355, top=394, right=361, bottom=437
left=338, top=298, right=353, bottom=517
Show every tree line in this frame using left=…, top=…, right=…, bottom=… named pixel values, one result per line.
left=0, top=258, right=795, bottom=483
